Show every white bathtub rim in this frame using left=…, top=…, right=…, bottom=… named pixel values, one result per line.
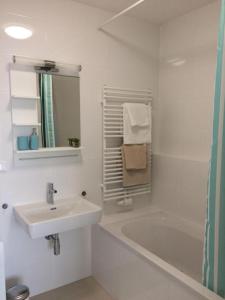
left=101, top=205, right=161, bottom=226
left=99, top=214, right=222, bottom=300
left=122, top=211, right=203, bottom=240
left=102, top=206, right=204, bottom=234
left=98, top=225, right=221, bottom=300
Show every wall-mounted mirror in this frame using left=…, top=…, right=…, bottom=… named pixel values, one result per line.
left=10, top=57, right=82, bottom=165
left=37, top=73, right=80, bottom=148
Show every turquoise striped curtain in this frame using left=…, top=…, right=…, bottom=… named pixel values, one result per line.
left=203, top=0, right=225, bottom=297
left=40, top=74, right=56, bottom=148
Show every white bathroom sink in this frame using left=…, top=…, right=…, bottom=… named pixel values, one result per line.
left=14, top=197, right=102, bottom=239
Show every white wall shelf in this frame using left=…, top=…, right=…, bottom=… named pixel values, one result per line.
left=15, top=147, right=83, bottom=162
left=11, top=95, right=40, bottom=100
left=13, top=123, right=41, bottom=127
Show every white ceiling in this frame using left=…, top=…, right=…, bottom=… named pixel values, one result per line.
left=74, top=0, right=217, bottom=24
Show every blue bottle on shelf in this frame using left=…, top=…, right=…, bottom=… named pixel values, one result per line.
left=17, top=136, right=29, bottom=151
left=30, top=128, right=39, bottom=150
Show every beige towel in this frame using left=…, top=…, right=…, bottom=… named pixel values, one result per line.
left=121, top=146, right=150, bottom=187
left=122, top=144, right=147, bottom=170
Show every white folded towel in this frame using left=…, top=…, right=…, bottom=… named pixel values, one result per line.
left=126, top=103, right=150, bottom=127
left=123, top=103, right=151, bottom=144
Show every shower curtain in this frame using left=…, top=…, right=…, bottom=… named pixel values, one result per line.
left=40, top=74, right=56, bottom=148
left=203, top=0, right=225, bottom=297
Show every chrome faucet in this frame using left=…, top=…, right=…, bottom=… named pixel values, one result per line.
left=47, top=183, right=57, bottom=204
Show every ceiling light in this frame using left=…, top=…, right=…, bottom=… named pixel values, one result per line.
left=4, top=25, right=32, bottom=40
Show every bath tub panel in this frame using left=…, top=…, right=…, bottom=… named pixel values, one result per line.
left=92, top=225, right=206, bottom=300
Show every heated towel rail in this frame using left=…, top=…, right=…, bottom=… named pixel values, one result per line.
left=102, top=86, right=152, bottom=203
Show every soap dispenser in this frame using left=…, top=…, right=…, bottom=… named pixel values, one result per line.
left=30, top=128, right=39, bottom=150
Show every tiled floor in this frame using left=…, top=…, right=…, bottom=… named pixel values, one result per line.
left=31, top=277, right=113, bottom=300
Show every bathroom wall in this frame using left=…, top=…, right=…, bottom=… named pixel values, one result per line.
left=152, top=1, right=220, bottom=224
left=0, top=242, right=6, bottom=300
left=0, top=0, right=159, bottom=296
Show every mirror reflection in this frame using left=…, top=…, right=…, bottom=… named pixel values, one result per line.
left=38, top=73, right=80, bottom=148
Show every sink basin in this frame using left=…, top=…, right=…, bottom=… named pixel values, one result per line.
left=14, top=197, right=102, bottom=239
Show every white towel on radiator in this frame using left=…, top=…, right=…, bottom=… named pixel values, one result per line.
left=123, top=103, right=151, bottom=144
left=126, top=103, right=150, bottom=127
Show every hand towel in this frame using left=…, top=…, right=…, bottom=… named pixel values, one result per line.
left=122, top=144, right=147, bottom=170
left=121, top=145, right=150, bottom=187
left=123, top=103, right=151, bottom=144
left=126, top=103, right=150, bottom=127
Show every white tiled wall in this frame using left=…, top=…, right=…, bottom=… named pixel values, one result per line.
left=152, top=154, right=209, bottom=224
left=152, top=1, right=220, bottom=224
left=0, top=0, right=159, bottom=296
left=156, top=1, right=219, bottom=160
left=0, top=242, right=6, bottom=300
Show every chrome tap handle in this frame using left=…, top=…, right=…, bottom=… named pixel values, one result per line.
left=47, top=183, right=57, bottom=204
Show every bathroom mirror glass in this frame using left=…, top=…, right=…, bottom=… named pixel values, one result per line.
left=37, top=73, right=80, bottom=148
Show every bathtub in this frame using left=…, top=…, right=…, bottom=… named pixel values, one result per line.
left=92, top=207, right=222, bottom=300
left=122, top=212, right=203, bottom=282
